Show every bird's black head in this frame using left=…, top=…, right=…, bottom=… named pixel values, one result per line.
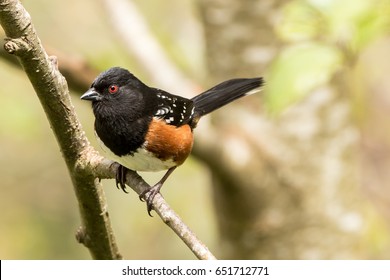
left=81, top=67, right=144, bottom=103
left=81, top=67, right=151, bottom=119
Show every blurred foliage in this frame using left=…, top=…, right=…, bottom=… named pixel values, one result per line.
left=266, top=0, right=390, bottom=113
left=267, top=42, right=343, bottom=112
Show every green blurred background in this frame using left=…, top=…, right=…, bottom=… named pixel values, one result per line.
left=1, top=0, right=390, bottom=259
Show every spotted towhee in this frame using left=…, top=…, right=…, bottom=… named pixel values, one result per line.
left=81, top=67, right=263, bottom=215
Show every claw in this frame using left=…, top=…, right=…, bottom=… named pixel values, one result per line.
left=139, top=183, right=163, bottom=217
left=115, top=165, right=177, bottom=217
left=139, top=166, right=177, bottom=216
left=115, top=165, right=128, bottom=193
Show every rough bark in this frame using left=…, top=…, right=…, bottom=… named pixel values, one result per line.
left=0, top=0, right=121, bottom=259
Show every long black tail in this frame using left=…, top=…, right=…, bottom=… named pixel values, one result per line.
left=191, top=77, right=263, bottom=117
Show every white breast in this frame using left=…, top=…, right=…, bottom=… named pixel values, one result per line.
left=95, top=133, right=175, bottom=172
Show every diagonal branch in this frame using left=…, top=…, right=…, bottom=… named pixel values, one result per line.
left=0, top=0, right=121, bottom=260
left=0, top=0, right=215, bottom=260
left=91, top=159, right=216, bottom=260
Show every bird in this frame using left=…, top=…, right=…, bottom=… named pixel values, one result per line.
left=81, top=67, right=263, bottom=215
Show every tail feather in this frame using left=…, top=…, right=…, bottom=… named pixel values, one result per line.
left=191, top=77, right=263, bottom=117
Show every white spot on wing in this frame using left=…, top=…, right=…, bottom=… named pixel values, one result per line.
left=156, top=107, right=170, bottom=115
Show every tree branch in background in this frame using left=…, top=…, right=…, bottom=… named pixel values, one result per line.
left=0, top=0, right=215, bottom=260
left=0, top=42, right=99, bottom=93
left=101, top=0, right=198, bottom=96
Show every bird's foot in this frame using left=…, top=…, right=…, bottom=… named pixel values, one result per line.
left=139, top=183, right=163, bottom=217
left=115, top=164, right=129, bottom=193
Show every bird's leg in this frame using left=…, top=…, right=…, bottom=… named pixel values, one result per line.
left=140, top=166, right=177, bottom=216
left=115, top=164, right=129, bottom=193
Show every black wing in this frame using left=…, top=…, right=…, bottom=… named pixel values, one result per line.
left=152, top=88, right=195, bottom=127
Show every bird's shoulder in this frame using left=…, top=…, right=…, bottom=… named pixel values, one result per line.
left=148, top=88, right=195, bottom=127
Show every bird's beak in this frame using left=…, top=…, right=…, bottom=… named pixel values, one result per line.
left=80, top=88, right=102, bottom=101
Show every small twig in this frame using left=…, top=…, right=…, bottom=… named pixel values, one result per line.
left=155, top=201, right=217, bottom=260
left=91, top=158, right=217, bottom=260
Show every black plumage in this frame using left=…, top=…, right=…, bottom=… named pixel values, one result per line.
left=81, top=67, right=263, bottom=215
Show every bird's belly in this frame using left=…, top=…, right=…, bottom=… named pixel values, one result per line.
left=96, top=133, right=175, bottom=171
left=117, top=147, right=176, bottom=171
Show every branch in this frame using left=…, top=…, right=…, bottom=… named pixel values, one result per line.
left=0, top=0, right=121, bottom=259
left=0, top=40, right=100, bottom=93
left=101, top=0, right=199, bottom=96
left=91, top=160, right=216, bottom=260
left=0, top=0, right=215, bottom=260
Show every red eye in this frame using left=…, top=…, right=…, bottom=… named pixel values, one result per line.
left=108, top=85, right=119, bottom=94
